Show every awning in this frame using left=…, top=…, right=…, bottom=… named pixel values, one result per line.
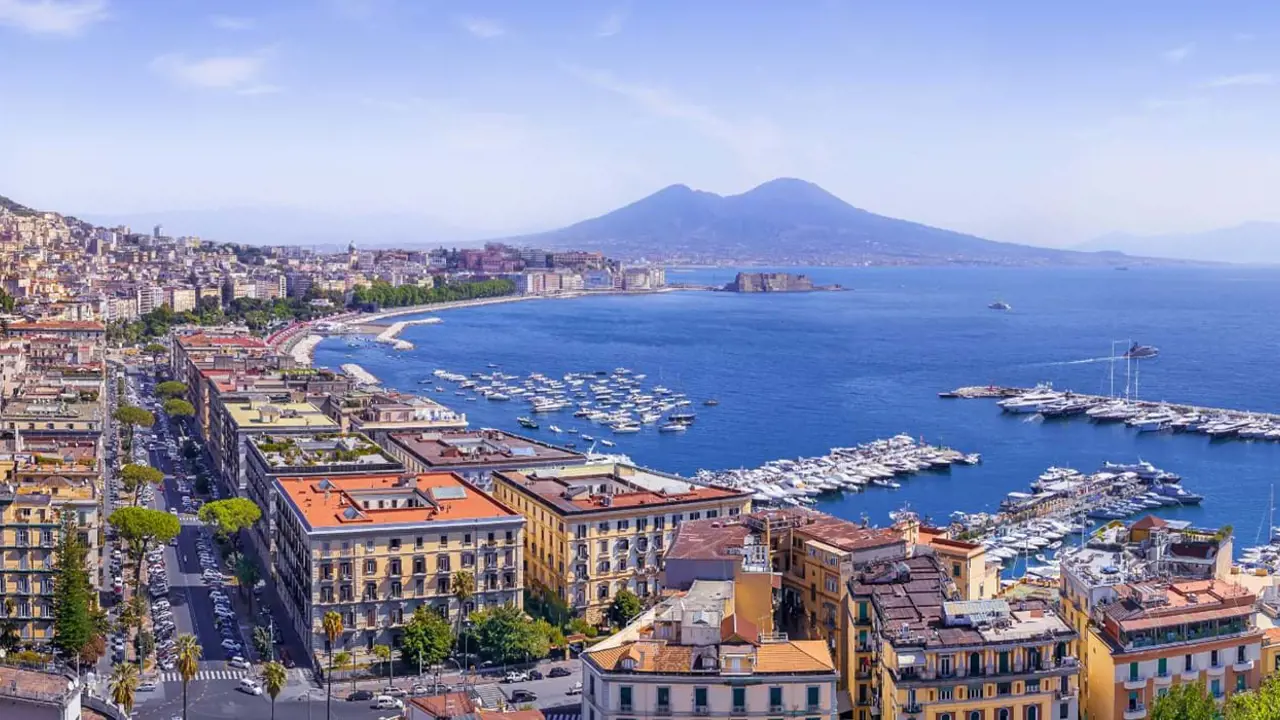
left=897, top=652, right=926, bottom=666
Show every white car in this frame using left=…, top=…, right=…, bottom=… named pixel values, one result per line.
left=227, top=656, right=251, bottom=669
left=238, top=678, right=263, bottom=695
left=567, top=681, right=583, bottom=695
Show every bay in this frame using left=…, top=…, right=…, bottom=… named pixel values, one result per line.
left=314, top=266, right=1280, bottom=548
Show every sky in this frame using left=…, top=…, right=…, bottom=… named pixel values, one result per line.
left=2, top=0, right=1279, bottom=247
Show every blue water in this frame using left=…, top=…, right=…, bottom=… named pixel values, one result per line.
left=315, top=267, right=1280, bottom=546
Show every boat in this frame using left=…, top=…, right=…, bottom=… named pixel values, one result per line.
left=600, top=439, right=616, bottom=447
left=997, top=384, right=1063, bottom=414
left=548, top=425, right=563, bottom=433
left=669, top=412, right=696, bottom=423
left=1123, top=342, right=1159, bottom=359
left=704, top=399, right=720, bottom=406
left=487, top=393, right=510, bottom=401
left=612, top=423, right=641, bottom=434
left=517, top=417, right=539, bottom=429
left=988, top=300, right=1012, bottom=311
left=659, top=423, right=688, bottom=433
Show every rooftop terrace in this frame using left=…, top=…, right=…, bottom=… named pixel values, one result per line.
left=251, top=432, right=400, bottom=472
left=275, top=471, right=519, bottom=531
left=224, top=398, right=338, bottom=431
left=496, top=462, right=749, bottom=516
left=389, top=428, right=582, bottom=468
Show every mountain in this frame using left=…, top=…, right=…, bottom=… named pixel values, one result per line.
left=510, top=178, right=1140, bottom=266
left=1079, top=222, right=1280, bottom=264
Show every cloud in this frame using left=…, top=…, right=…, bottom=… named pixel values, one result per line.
left=1203, top=73, right=1274, bottom=88
left=457, top=15, right=504, bottom=39
left=596, top=6, right=626, bottom=37
left=150, top=50, right=279, bottom=94
left=210, top=14, right=254, bottom=31
left=0, top=0, right=107, bottom=36
left=1162, top=43, right=1194, bottom=64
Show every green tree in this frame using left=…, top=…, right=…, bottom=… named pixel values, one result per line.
left=400, top=605, right=452, bottom=674
left=108, top=506, right=180, bottom=589
left=164, top=398, right=195, bottom=417
left=156, top=381, right=188, bottom=399
left=253, top=625, right=273, bottom=659
left=138, top=629, right=155, bottom=659
left=198, top=498, right=262, bottom=558
left=262, top=660, right=287, bottom=720
left=176, top=634, right=202, bottom=720
left=52, top=514, right=97, bottom=666
left=323, top=610, right=343, bottom=719
left=470, top=605, right=551, bottom=665
left=114, top=404, right=155, bottom=454
left=143, top=343, right=169, bottom=364
left=373, top=643, right=393, bottom=689
left=450, top=570, right=475, bottom=661
left=120, top=463, right=164, bottom=507
left=109, top=661, right=140, bottom=715
left=333, top=650, right=355, bottom=691
left=1150, top=681, right=1216, bottom=720
left=1227, top=675, right=1280, bottom=719
left=608, top=588, right=643, bottom=627
left=0, top=598, right=21, bottom=651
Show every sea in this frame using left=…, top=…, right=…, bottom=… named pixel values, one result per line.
left=314, top=266, right=1280, bottom=552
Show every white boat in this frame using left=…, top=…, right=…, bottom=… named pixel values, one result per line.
left=548, top=425, right=562, bottom=433
left=997, top=384, right=1062, bottom=414
left=658, top=423, right=687, bottom=433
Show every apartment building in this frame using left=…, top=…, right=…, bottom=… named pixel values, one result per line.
left=0, top=665, right=85, bottom=720
left=243, top=432, right=403, bottom=569
left=1083, top=579, right=1261, bottom=719
left=849, top=553, right=1079, bottom=720
left=321, top=390, right=467, bottom=445
left=919, top=526, right=1005, bottom=602
left=491, top=462, right=751, bottom=624
left=384, top=428, right=584, bottom=488
left=581, top=579, right=839, bottom=720
left=208, top=394, right=338, bottom=496
left=271, top=471, right=524, bottom=664
left=0, top=466, right=101, bottom=642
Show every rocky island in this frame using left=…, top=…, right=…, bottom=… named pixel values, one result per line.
left=722, top=272, right=842, bottom=293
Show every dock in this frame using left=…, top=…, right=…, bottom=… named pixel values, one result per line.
left=340, top=363, right=380, bottom=386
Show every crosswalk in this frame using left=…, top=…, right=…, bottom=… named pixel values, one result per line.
left=159, top=669, right=247, bottom=682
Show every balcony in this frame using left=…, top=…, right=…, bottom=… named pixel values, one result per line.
left=1123, top=705, right=1147, bottom=720
left=1181, top=668, right=1200, bottom=681
left=732, top=706, right=746, bottom=715
left=1234, top=659, right=1255, bottom=672
left=620, top=704, right=633, bottom=713
left=1153, top=672, right=1173, bottom=686
left=1206, top=663, right=1225, bottom=677
left=1123, top=677, right=1146, bottom=690
left=693, top=707, right=710, bottom=716
left=656, top=706, right=670, bottom=716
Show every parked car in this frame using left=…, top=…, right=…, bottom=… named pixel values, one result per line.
left=528, top=669, right=543, bottom=680
left=548, top=666, right=572, bottom=678
left=380, top=686, right=407, bottom=698
left=502, top=671, right=530, bottom=684
left=567, top=681, right=583, bottom=696
left=137, top=681, right=159, bottom=692
left=509, top=690, right=537, bottom=703
left=346, top=690, right=374, bottom=702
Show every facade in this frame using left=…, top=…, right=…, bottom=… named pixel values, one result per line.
left=582, top=579, right=839, bottom=720
left=323, top=390, right=467, bottom=444
left=848, top=554, right=1080, bottom=720
left=271, top=471, right=525, bottom=664
left=208, top=394, right=339, bottom=495
left=918, top=527, right=1003, bottom=602
left=384, top=429, right=585, bottom=487
left=1083, top=579, right=1261, bottom=720
left=492, top=462, right=751, bottom=623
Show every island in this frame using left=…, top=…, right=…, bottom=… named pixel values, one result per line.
left=722, top=272, right=842, bottom=293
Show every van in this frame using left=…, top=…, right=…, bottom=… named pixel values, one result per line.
left=373, top=696, right=402, bottom=710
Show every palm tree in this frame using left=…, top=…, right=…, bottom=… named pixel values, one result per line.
left=451, top=570, right=475, bottom=665
left=109, top=662, right=140, bottom=715
left=322, top=610, right=343, bottom=720
left=372, top=643, right=392, bottom=689
left=176, top=634, right=202, bottom=720
left=262, top=660, right=287, bottom=720
left=333, top=651, right=354, bottom=692
left=235, top=555, right=261, bottom=611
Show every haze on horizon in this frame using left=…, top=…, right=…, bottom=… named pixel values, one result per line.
left=3, top=0, right=1280, bottom=250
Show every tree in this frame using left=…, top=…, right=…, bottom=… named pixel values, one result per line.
left=120, top=463, right=163, bottom=507
left=400, top=606, right=452, bottom=675
left=143, top=343, right=169, bottom=364
left=262, top=660, right=287, bottom=720
left=138, top=629, right=155, bottom=659
left=373, top=643, right=393, bottom=689
left=608, top=589, right=643, bottom=627
left=253, top=625, right=273, bottom=659
left=1151, top=681, right=1216, bottom=720
left=52, top=514, right=97, bottom=666
left=333, top=650, right=355, bottom=691
left=1227, top=675, right=1280, bottom=719
left=450, top=570, right=475, bottom=663
left=235, top=554, right=261, bottom=610
left=164, top=398, right=195, bottom=418
left=323, top=610, right=343, bottom=719
left=198, top=498, right=262, bottom=558
left=109, top=661, right=140, bottom=715
left=470, top=605, right=551, bottom=665
left=108, top=506, right=180, bottom=589
left=176, top=634, right=202, bottom=720
left=0, top=599, right=21, bottom=652
left=114, top=404, right=155, bottom=453
left=156, top=380, right=187, bottom=399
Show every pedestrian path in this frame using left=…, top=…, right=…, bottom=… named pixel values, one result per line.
left=159, top=669, right=247, bottom=682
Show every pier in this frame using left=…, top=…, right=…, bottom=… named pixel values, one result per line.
left=340, top=363, right=380, bottom=386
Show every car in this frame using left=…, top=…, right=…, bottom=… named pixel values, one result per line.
left=137, top=681, right=159, bottom=692
left=380, top=686, right=407, bottom=698
left=373, top=696, right=403, bottom=710
left=221, top=639, right=242, bottom=650
left=509, top=690, right=537, bottom=703
left=548, top=666, right=572, bottom=678
left=238, top=679, right=263, bottom=695
left=346, top=690, right=374, bottom=702
left=228, top=656, right=251, bottom=669
left=528, top=669, right=543, bottom=680
left=567, top=681, right=583, bottom=696
left=502, top=671, right=530, bottom=684
left=411, top=684, right=450, bottom=696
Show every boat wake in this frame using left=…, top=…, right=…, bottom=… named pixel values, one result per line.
left=1026, top=356, right=1117, bottom=367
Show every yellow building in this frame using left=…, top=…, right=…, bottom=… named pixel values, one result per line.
left=210, top=394, right=339, bottom=496
left=271, top=471, right=525, bottom=664
left=919, top=527, right=1002, bottom=602
left=848, top=554, right=1080, bottom=720
left=0, top=465, right=101, bottom=642
left=1262, top=628, right=1280, bottom=680
left=491, top=462, right=751, bottom=624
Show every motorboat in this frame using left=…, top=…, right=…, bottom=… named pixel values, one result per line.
left=997, top=384, right=1063, bottom=414
left=517, top=417, right=538, bottom=429
left=988, top=300, right=1012, bottom=311
left=1123, top=342, right=1159, bottom=359
left=658, top=423, right=687, bottom=433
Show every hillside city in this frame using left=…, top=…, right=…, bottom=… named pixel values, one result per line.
left=2, top=195, right=1279, bottom=720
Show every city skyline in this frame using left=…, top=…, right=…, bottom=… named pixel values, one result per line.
left=2, top=1, right=1280, bottom=248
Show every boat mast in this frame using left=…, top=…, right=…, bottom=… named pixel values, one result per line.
left=1109, top=340, right=1117, bottom=398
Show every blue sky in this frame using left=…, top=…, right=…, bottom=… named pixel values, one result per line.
left=2, top=0, right=1279, bottom=246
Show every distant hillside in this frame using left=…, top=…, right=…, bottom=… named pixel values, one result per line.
left=1080, top=222, right=1280, bottom=264
left=0, top=195, right=39, bottom=217
left=509, top=178, right=1142, bottom=266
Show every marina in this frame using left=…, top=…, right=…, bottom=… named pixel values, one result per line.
left=694, top=434, right=981, bottom=507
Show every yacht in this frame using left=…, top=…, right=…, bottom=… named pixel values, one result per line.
left=1123, top=342, right=1159, bottom=359
left=659, top=423, right=688, bottom=433
left=988, top=300, right=1012, bottom=311
left=548, top=425, right=563, bottom=433
left=997, top=385, right=1063, bottom=414
left=517, top=417, right=538, bottom=429
left=1127, top=407, right=1178, bottom=433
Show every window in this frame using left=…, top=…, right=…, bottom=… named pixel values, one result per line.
left=1128, top=662, right=1139, bottom=681
left=464, top=533, right=472, bottom=545
left=1185, top=654, right=1193, bottom=672
left=1060, top=702, right=1070, bottom=719
left=656, top=687, right=670, bottom=714
left=690, top=511, right=701, bottom=521
left=732, top=687, right=746, bottom=713
left=694, top=687, right=708, bottom=714
left=807, top=685, right=819, bottom=711
left=1211, top=679, right=1222, bottom=698
left=440, top=534, right=449, bottom=547
left=1027, top=708, right=1038, bottom=720
left=939, top=714, right=952, bottom=720
left=389, top=559, right=401, bottom=575
left=637, top=517, right=648, bottom=531
left=707, top=509, right=718, bottom=519
left=599, top=521, right=610, bottom=533
left=506, top=530, right=514, bottom=543
left=953, top=562, right=962, bottom=577
left=1237, top=645, right=1247, bottom=663
left=998, top=651, right=1010, bottom=674
left=1157, top=657, right=1167, bottom=676
left=618, top=519, right=630, bottom=531
left=415, top=536, right=424, bottom=549
left=1237, top=674, right=1246, bottom=692
left=413, top=557, right=425, bottom=574
left=998, top=710, right=1010, bottom=720
left=939, top=688, right=953, bottom=700
left=1127, top=691, right=1139, bottom=711
left=620, top=686, right=633, bottom=712
left=997, top=682, right=1011, bottom=697
left=389, top=538, right=401, bottom=550
left=940, top=655, right=953, bottom=676
left=769, top=686, right=783, bottom=711
left=970, top=712, right=982, bottom=720
left=437, top=555, right=450, bottom=572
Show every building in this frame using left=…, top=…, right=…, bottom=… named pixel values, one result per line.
left=918, top=526, right=1002, bottom=602
left=243, top=432, right=403, bottom=570
left=581, top=579, right=839, bottom=720
left=663, top=517, right=773, bottom=591
left=271, top=471, right=525, bottom=665
left=0, top=465, right=102, bottom=642
left=407, top=693, right=544, bottom=720
left=491, top=462, right=752, bottom=623
left=1, top=396, right=105, bottom=439
left=1082, top=579, right=1261, bottom=719
left=208, top=393, right=339, bottom=495
left=384, top=429, right=585, bottom=487
left=1262, top=628, right=1280, bottom=681
left=849, top=553, right=1080, bottom=720
left=323, top=390, right=467, bottom=444
left=0, top=666, right=84, bottom=720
